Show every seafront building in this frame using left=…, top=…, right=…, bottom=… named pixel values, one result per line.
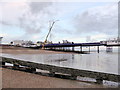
left=100, top=37, right=120, bottom=45
left=10, top=40, right=34, bottom=46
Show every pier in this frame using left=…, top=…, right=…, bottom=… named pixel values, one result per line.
left=1, top=57, right=120, bottom=84
left=24, top=42, right=119, bottom=53
left=1, top=42, right=120, bottom=53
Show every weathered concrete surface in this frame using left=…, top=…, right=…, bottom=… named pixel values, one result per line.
left=2, top=68, right=107, bottom=88
left=2, top=57, right=120, bottom=83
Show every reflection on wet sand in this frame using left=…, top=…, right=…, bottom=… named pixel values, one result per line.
left=2, top=51, right=118, bottom=75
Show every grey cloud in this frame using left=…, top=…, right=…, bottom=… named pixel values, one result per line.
left=29, top=2, right=53, bottom=14
left=74, top=4, right=118, bottom=35
left=19, top=15, right=43, bottom=34
left=16, top=2, right=52, bottom=34
left=1, top=1, right=60, bottom=37
left=1, top=2, right=55, bottom=35
left=53, top=25, right=73, bottom=34
left=0, top=21, right=13, bottom=26
left=17, top=2, right=57, bottom=35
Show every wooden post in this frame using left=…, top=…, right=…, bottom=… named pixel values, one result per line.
left=97, top=46, right=99, bottom=53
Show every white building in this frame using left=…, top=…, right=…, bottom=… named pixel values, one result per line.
left=107, top=38, right=120, bottom=45
left=11, top=40, right=34, bottom=46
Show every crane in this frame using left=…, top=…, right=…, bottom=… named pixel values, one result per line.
left=42, top=20, right=59, bottom=49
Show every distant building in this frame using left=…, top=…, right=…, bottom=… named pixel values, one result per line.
left=62, top=40, right=72, bottom=44
left=11, top=40, right=34, bottom=46
left=100, top=37, right=120, bottom=45
left=10, top=40, right=24, bottom=46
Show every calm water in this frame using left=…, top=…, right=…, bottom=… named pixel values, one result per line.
left=2, top=46, right=119, bottom=75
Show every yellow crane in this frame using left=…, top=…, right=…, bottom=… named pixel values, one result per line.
left=42, top=20, right=59, bottom=49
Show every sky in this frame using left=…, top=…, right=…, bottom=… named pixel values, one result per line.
left=0, top=0, right=119, bottom=43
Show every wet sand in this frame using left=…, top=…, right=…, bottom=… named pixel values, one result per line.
left=0, top=46, right=110, bottom=88
left=1, top=46, right=75, bottom=54
left=2, top=68, right=107, bottom=88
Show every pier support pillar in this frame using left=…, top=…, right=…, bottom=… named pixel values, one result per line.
left=72, top=47, right=74, bottom=51
left=80, top=46, right=82, bottom=52
left=97, top=46, right=99, bottom=53
left=89, top=46, right=90, bottom=52
left=63, top=47, right=64, bottom=51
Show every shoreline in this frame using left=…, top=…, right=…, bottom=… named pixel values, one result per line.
left=1, top=46, right=77, bottom=54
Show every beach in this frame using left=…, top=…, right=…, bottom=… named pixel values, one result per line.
left=1, top=46, right=118, bottom=88
left=2, top=68, right=107, bottom=88
left=1, top=46, right=75, bottom=54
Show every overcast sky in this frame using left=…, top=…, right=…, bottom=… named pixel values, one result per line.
left=0, top=0, right=119, bottom=43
